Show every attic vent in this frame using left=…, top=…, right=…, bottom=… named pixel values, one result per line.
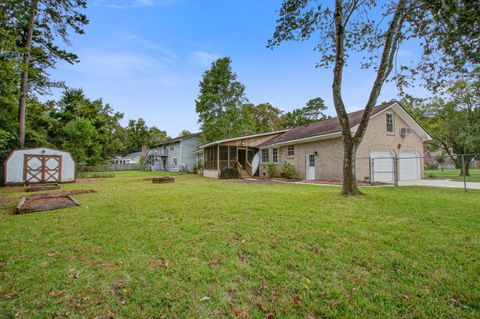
left=400, top=127, right=412, bottom=135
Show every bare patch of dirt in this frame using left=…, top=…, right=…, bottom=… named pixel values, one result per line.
left=26, top=189, right=96, bottom=198
left=17, top=194, right=79, bottom=214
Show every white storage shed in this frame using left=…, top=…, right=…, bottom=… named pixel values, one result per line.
left=3, top=147, right=76, bottom=185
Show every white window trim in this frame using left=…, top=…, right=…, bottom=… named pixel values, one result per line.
left=272, top=148, right=278, bottom=163
left=261, top=148, right=269, bottom=163
left=386, top=112, right=395, bottom=135
left=287, top=145, right=295, bottom=157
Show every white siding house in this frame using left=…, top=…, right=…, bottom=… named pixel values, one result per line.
left=145, top=133, right=201, bottom=172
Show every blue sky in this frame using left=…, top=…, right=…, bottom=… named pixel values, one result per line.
left=50, top=0, right=427, bottom=137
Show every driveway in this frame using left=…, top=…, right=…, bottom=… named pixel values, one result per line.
left=398, top=179, right=480, bottom=190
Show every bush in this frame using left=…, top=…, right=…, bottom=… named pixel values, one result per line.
left=280, top=162, right=296, bottom=179
left=77, top=164, right=108, bottom=172
left=263, top=163, right=276, bottom=177
left=193, top=159, right=203, bottom=174
left=77, top=172, right=115, bottom=178
left=220, top=166, right=238, bottom=179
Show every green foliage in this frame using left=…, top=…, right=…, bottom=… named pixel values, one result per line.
left=244, top=103, right=284, bottom=133
left=280, top=162, right=296, bottom=179
left=179, top=129, right=193, bottom=137
left=0, top=130, right=17, bottom=162
left=193, top=159, right=204, bottom=174
left=405, top=80, right=480, bottom=174
left=263, top=163, right=276, bottom=177
left=196, top=57, right=253, bottom=142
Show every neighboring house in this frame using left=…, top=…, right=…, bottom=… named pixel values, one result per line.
left=144, top=133, right=201, bottom=172
left=258, top=101, right=432, bottom=182
left=107, top=152, right=143, bottom=165
left=197, top=130, right=288, bottom=179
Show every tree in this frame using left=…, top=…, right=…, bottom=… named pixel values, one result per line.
left=282, top=97, right=329, bottom=128
left=195, top=57, right=253, bottom=142
left=51, top=88, right=125, bottom=164
left=269, top=0, right=478, bottom=195
left=178, top=129, right=193, bottom=137
left=244, top=103, right=284, bottom=133
left=148, top=127, right=169, bottom=146
left=405, top=80, right=480, bottom=175
left=10, top=0, right=88, bottom=147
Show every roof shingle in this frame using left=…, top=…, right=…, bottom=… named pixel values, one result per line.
left=262, top=102, right=394, bottom=146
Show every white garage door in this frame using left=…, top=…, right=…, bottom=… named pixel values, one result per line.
left=399, top=151, right=420, bottom=180
left=371, top=150, right=394, bottom=182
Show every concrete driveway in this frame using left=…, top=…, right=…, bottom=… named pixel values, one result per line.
left=398, top=179, right=480, bottom=190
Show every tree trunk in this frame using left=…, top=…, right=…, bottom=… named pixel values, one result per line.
left=341, top=139, right=361, bottom=195
left=18, top=0, right=38, bottom=147
left=331, top=0, right=407, bottom=196
left=460, top=155, right=473, bottom=176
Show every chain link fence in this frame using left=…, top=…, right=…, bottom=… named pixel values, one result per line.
left=311, top=154, right=479, bottom=191
left=368, top=153, right=480, bottom=191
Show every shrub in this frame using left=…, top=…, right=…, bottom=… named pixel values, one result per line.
left=193, top=159, right=203, bottom=174
left=77, top=172, right=115, bottom=178
left=220, top=166, right=238, bottom=179
left=280, top=162, right=296, bottom=179
left=263, top=163, right=276, bottom=177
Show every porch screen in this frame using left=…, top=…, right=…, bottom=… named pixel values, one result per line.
left=229, top=146, right=237, bottom=167
left=219, top=146, right=229, bottom=170
left=204, top=146, right=218, bottom=170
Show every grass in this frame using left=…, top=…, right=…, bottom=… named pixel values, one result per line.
left=425, top=168, right=480, bottom=182
left=0, top=171, right=479, bottom=318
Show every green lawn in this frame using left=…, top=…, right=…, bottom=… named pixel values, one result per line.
left=1, top=172, right=479, bottom=318
left=425, top=168, right=480, bottom=183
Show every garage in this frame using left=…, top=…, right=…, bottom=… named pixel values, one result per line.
left=3, top=147, right=76, bottom=185
left=371, top=150, right=395, bottom=182
left=371, top=150, right=421, bottom=182
left=399, top=151, right=420, bottom=180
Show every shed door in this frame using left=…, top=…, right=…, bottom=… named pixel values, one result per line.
left=24, top=154, right=62, bottom=183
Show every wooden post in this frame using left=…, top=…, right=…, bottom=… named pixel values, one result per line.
left=227, top=146, right=230, bottom=167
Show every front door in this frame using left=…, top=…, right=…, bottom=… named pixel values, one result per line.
left=306, top=153, right=315, bottom=180
left=24, top=154, right=62, bottom=184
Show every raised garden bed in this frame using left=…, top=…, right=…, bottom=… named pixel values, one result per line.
left=152, top=176, right=175, bottom=184
left=26, top=183, right=60, bottom=192
left=16, top=194, right=80, bottom=214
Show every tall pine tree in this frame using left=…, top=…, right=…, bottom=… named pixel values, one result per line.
left=195, top=57, right=253, bottom=143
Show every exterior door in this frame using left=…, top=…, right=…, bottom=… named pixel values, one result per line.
left=306, top=153, right=315, bottom=180
left=24, top=154, right=62, bottom=184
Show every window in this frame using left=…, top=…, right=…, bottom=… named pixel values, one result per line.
left=261, top=149, right=269, bottom=163
left=272, top=148, right=278, bottom=163
left=308, top=153, right=315, bottom=167
left=386, top=113, right=394, bottom=133
left=170, top=145, right=174, bottom=151
left=172, top=158, right=177, bottom=166
left=287, top=145, right=295, bottom=157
